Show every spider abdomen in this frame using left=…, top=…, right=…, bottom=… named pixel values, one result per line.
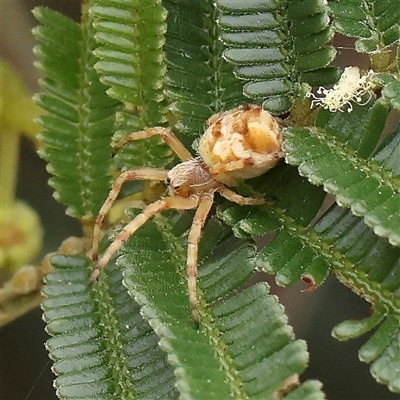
left=198, top=104, right=284, bottom=186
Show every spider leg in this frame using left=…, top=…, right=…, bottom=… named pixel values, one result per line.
left=187, top=192, right=214, bottom=325
left=219, top=186, right=264, bottom=206
left=91, top=168, right=169, bottom=261
left=114, top=127, right=192, bottom=161
left=91, top=196, right=198, bottom=281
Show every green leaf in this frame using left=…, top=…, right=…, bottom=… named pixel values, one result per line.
left=163, top=0, right=248, bottom=140
left=332, top=304, right=400, bottom=392
left=218, top=164, right=329, bottom=287
left=314, top=204, right=400, bottom=307
left=260, top=183, right=400, bottom=394
left=216, top=0, right=339, bottom=114
left=116, top=213, right=324, bottom=399
left=42, top=215, right=325, bottom=399
left=90, top=0, right=174, bottom=169
left=284, top=101, right=400, bottom=246
left=373, top=73, right=400, bottom=110
left=42, top=254, right=178, bottom=399
left=34, top=0, right=400, bottom=397
left=91, top=0, right=167, bottom=107
left=360, top=314, right=400, bottom=393
left=288, top=1, right=339, bottom=87
left=369, top=327, right=400, bottom=393
left=373, top=121, right=400, bottom=175
left=328, top=0, right=400, bottom=53
left=314, top=204, right=400, bottom=391
left=359, top=314, right=400, bottom=363
left=315, top=99, right=389, bottom=158
left=333, top=305, right=386, bottom=340
left=33, top=6, right=119, bottom=218
left=220, top=156, right=400, bottom=393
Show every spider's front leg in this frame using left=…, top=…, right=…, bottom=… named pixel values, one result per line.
left=91, top=168, right=168, bottom=262
left=114, top=127, right=192, bottom=161
left=92, top=126, right=192, bottom=262
left=90, top=196, right=199, bottom=281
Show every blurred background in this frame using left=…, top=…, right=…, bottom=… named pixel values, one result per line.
left=0, top=1, right=398, bottom=399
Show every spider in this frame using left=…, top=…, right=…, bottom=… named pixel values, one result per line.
left=90, top=104, right=283, bottom=324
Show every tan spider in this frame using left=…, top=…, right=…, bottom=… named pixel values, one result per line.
left=90, top=104, right=283, bottom=324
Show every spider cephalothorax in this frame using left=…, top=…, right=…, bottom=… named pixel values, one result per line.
left=90, top=104, right=283, bottom=325
left=166, top=158, right=217, bottom=197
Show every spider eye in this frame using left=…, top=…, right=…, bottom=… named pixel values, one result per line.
left=166, top=176, right=181, bottom=192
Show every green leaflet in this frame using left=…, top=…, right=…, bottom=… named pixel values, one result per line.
left=333, top=306, right=400, bottom=392
left=288, top=0, right=338, bottom=86
left=373, top=120, right=400, bottom=176
left=91, top=0, right=174, bottom=169
left=216, top=0, right=339, bottom=114
left=216, top=0, right=290, bottom=114
left=33, top=6, right=119, bottom=218
left=284, top=100, right=400, bottom=247
left=314, top=205, right=400, bottom=310
left=91, top=0, right=167, bottom=108
left=217, top=164, right=329, bottom=287
left=163, top=0, right=248, bottom=141
left=315, top=99, right=389, bottom=158
left=220, top=166, right=400, bottom=393
left=328, top=0, right=400, bottom=53
left=43, top=255, right=178, bottom=399
left=368, top=323, right=400, bottom=393
left=314, top=200, right=400, bottom=392
left=374, top=73, right=400, bottom=111
left=116, top=213, right=324, bottom=399
left=33, top=0, right=400, bottom=397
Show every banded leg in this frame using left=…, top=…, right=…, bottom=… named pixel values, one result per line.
left=187, top=192, right=214, bottom=325
left=91, top=196, right=199, bottom=281
left=114, top=127, right=192, bottom=161
left=91, top=168, right=168, bottom=261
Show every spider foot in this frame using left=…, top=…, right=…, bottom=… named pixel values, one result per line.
left=90, top=266, right=101, bottom=283
left=191, top=307, right=200, bottom=328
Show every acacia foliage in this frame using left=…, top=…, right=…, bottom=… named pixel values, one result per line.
left=34, top=0, right=400, bottom=398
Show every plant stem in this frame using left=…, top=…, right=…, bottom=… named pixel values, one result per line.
left=0, top=129, right=19, bottom=209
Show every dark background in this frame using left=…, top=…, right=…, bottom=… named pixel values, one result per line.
left=1, top=1, right=398, bottom=399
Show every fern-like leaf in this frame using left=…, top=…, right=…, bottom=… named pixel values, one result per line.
left=90, top=0, right=173, bottom=169
left=42, top=255, right=178, bottom=399
left=332, top=305, right=400, bottom=392
left=328, top=0, right=400, bottom=54
left=284, top=99, right=400, bottom=246
left=220, top=170, right=400, bottom=392
left=163, top=0, right=248, bottom=141
left=216, top=0, right=340, bottom=114
left=303, top=199, right=400, bottom=392
left=359, top=314, right=400, bottom=393
left=33, top=7, right=119, bottom=219
left=117, top=213, right=324, bottom=399
left=218, top=164, right=329, bottom=287
left=33, top=0, right=400, bottom=397
left=314, top=205, right=400, bottom=309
